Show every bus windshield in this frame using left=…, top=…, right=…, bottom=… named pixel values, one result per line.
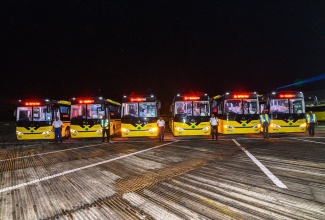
left=225, top=99, right=258, bottom=114
left=122, top=102, right=157, bottom=117
left=71, top=104, right=104, bottom=119
left=174, top=101, right=210, bottom=116
left=270, top=99, right=304, bottom=114
left=16, top=106, right=52, bottom=122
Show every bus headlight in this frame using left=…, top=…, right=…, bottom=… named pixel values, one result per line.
left=96, top=129, right=102, bottom=133
left=42, top=130, right=53, bottom=135
left=16, top=131, right=23, bottom=136
left=121, top=128, right=130, bottom=133
left=253, top=124, right=261, bottom=129
left=300, top=123, right=307, bottom=128
left=202, top=126, right=210, bottom=131
left=270, top=124, right=281, bottom=128
left=148, top=127, right=158, bottom=132
left=70, top=129, right=78, bottom=134
left=174, top=126, right=184, bottom=131
left=224, top=125, right=234, bottom=129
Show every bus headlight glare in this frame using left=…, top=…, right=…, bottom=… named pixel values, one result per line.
left=270, top=124, right=281, bottom=128
left=16, top=131, right=23, bottom=136
left=42, top=130, right=52, bottom=135
left=202, top=126, right=210, bottom=131
left=148, top=127, right=158, bottom=132
left=224, top=125, right=234, bottom=129
left=253, top=124, right=260, bottom=128
left=300, top=123, right=307, bottom=128
left=121, top=128, right=130, bottom=133
left=70, top=129, right=78, bottom=134
left=175, top=126, right=184, bottom=131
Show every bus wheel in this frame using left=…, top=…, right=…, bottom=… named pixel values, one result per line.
left=65, top=127, right=71, bottom=138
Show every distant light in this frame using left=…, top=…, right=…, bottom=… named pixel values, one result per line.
left=272, top=92, right=276, bottom=95
left=99, top=97, right=103, bottom=100
left=184, top=97, right=199, bottom=100
left=79, top=100, right=94, bottom=104
left=226, top=92, right=229, bottom=95
left=25, top=102, right=41, bottom=106
left=233, top=95, right=249, bottom=98
left=177, top=94, right=180, bottom=97
left=280, top=94, right=295, bottom=98
left=130, top=98, right=146, bottom=101
left=150, top=95, right=154, bottom=97
left=123, top=95, right=127, bottom=98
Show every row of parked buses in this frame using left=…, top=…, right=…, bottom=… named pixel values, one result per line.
left=15, top=91, right=309, bottom=140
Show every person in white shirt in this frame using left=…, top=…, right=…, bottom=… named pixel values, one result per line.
left=52, top=116, right=63, bottom=143
left=210, top=113, right=218, bottom=140
left=157, top=116, right=165, bottom=141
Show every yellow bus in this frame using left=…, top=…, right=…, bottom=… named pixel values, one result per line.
left=121, top=95, right=161, bottom=137
left=15, top=99, right=71, bottom=140
left=70, top=97, right=121, bottom=138
left=211, top=92, right=261, bottom=134
left=169, top=93, right=211, bottom=136
left=260, top=91, right=307, bottom=133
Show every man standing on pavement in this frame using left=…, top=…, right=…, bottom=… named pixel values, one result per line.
left=52, top=116, right=63, bottom=143
left=210, top=113, right=218, bottom=140
left=305, top=111, right=318, bottom=137
left=157, top=116, right=165, bottom=141
left=260, top=110, right=270, bottom=139
left=101, top=115, right=110, bottom=142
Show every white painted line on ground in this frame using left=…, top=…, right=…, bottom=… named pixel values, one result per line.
left=0, top=141, right=178, bottom=193
left=232, top=139, right=287, bottom=189
left=288, top=138, right=325, bottom=144
left=0, top=143, right=103, bottom=162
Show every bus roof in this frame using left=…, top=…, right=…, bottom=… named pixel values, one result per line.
left=122, top=95, right=158, bottom=102
left=173, top=94, right=209, bottom=102
left=70, top=97, right=120, bottom=105
left=212, top=92, right=258, bottom=100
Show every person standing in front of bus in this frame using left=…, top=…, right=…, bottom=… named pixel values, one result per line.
left=101, top=116, right=110, bottom=142
left=52, top=116, right=63, bottom=143
left=260, top=111, right=270, bottom=139
left=157, top=116, right=165, bottom=141
left=305, top=111, right=318, bottom=137
left=210, top=113, right=218, bottom=140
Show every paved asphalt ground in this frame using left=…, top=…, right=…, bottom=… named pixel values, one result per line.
left=0, top=122, right=324, bottom=219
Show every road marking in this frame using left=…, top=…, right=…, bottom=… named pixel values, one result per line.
left=0, top=144, right=103, bottom=162
left=0, top=141, right=178, bottom=193
left=289, top=138, right=325, bottom=144
left=232, top=139, right=287, bottom=189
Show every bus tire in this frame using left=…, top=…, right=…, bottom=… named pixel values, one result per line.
left=65, top=127, right=71, bottom=139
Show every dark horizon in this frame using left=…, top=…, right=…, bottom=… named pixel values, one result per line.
left=1, top=1, right=324, bottom=120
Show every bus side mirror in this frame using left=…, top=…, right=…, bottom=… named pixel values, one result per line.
left=211, top=100, right=217, bottom=108
left=157, top=101, right=161, bottom=110
left=101, top=102, right=105, bottom=111
left=46, top=104, right=51, bottom=113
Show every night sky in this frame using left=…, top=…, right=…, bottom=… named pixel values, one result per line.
left=1, top=1, right=325, bottom=117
